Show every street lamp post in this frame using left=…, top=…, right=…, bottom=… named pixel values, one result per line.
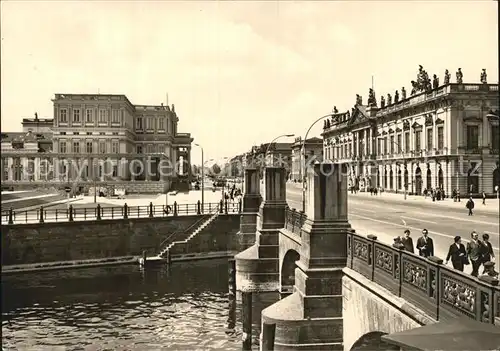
left=301, top=113, right=335, bottom=212
left=265, top=134, right=295, bottom=166
left=194, top=143, right=204, bottom=213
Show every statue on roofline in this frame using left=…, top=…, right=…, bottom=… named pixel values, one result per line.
left=480, top=69, right=487, bottom=84
left=410, top=81, right=418, bottom=95
left=380, top=95, right=386, bottom=108
left=333, top=106, right=338, bottom=114
left=368, top=88, right=377, bottom=107
left=401, top=87, right=406, bottom=100
left=356, top=94, right=363, bottom=106
left=394, top=90, right=399, bottom=103
left=432, top=74, right=439, bottom=89
left=443, top=69, right=451, bottom=85
left=456, top=68, right=463, bottom=84
left=387, top=93, right=392, bottom=106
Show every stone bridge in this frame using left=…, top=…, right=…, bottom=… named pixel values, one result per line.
left=234, top=164, right=500, bottom=351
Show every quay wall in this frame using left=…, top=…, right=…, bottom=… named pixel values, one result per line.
left=1, top=215, right=240, bottom=266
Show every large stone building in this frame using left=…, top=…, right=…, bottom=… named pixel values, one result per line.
left=245, top=142, right=293, bottom=178
left=290, top=136, right=323, bottom=182
left=321, top=67, right=499, bottom=196
left=1, top=93, right=194, bottom=193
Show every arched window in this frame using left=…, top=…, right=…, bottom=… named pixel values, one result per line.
left=438, top=168, right=444, bottom=189
left=389, top=168, right=394, bottom=189
left=426, top=168, right=432, bottom=190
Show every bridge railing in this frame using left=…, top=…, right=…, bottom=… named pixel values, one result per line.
left=347, top=231, right=500, bottom=324
left=284, top=207, right=306, bottom=237
left=1, top=199, right=242, bottom=225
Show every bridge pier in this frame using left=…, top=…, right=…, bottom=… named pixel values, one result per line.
left=261, top=163, right=352, bottom=350
left=235, top=167, right=287, bottom=292
left=237, top=167, right=262, bottom=250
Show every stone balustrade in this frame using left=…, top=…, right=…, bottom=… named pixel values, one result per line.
left=347, top=231, right=500, bottom=324
left=283, top=207, right=306, bottom=238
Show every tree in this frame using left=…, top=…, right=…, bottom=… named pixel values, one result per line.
left=211, top=163, right=221, bottom=175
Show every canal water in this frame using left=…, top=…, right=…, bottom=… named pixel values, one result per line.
left=2, top=259, right=279, bottom=351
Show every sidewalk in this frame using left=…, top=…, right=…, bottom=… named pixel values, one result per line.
left=349, top=191, right=500, bottom=214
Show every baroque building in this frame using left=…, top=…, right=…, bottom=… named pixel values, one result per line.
left=321, top=67, right=499, bottom=196
left=1, top=93, right=194, bottom=193
left=290, top=137, right=323, bottom=182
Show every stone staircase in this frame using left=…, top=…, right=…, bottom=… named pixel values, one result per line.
left=159, top=211, right=220, bottom=258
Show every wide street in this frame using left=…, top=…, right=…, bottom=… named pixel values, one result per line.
left=285, top=183, right=500, bottom=274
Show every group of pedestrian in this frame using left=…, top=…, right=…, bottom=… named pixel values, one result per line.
left=391, top=229, right=497, bottom=278
left=423, top=188, right=446, bottom=201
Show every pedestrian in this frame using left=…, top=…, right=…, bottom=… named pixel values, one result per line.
left=392, top=236, right=405, bottom=250
left=466, top=196, right=474, bottom=216
left=416, top=229, right=434, bottom=257
left=481, top=233, right=495, bottom=274
left=445, top=236, right=468, bottom=272
left=457, top=189, right=461, bottom=202
left=466, top=231, right=483, bottom=277
left=482, top=191, right=486, bottom=205
left=401, top=229, right=414, bottom=253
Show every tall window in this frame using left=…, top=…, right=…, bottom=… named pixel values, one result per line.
left=158, top=118, right=165, bottom=130
left=137, top=145, right=143, bottom=154
left=492, top=125, right=499, bottom=151
left=437, top=127, right=444, bottom=149
left=426, top=128, right=433, bottom=150
left=73, top=142, right=80, bottom=153
left=136, top=117, right=143, bottom=130
left=466, top=125, right=479, bottom=149
left=147, top=144, right=154, bottom=154
left=383, top=137, right=387, bottom=155
left=415, top=130, right=422, bottom=151
left=99, top=109, right=108, bottom=123
left=112, top=110, right=120, bottom=123
left=397, top=134, right=402, bottom=153
left=86, top=141, right=93, bottom=153
left=73, top=109, right=80, bottom=123
left=404, top=132, right=410, bottom=153
left=99, top=141, right=106, bottom=154
left=86, top=109, right=93, bottom=123
left=112, top=165, right=118, bottom=177
left=111, top=141, right=119, bottom=153
left=60, top=141, right=67, bottom=153
left=390, top=136, right=394, bottom=154
left=348, top=143, right=352, bottom=158
left=60, top=109, right=67, bottom=123
left=377, top=139, right=382, bottom=155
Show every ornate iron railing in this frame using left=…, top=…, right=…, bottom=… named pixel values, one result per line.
left=347, top=231, right=500, bottom=324
left=1, top=199, right=242, bottom=225
left=284, top=207, right=307, bottom=237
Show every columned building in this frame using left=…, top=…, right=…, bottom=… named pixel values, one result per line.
left=290, top=137, right=323, bottom=182
left=1, top=94, right=194, bottom=193
left=322, top=67, right=499, bottom=196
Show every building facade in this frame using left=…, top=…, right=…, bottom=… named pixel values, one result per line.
left=321, top=67, right=499, bottom=196
left=290, top=137, right=324, bottom=182
left=1, top=94, right=194, bottom=193
left=244, top=142, right=293, bottom=178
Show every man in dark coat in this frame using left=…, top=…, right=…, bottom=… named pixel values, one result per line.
left=467, top=231, right=483, bottom=277
left=445, top=236, right=467, bottom=271
left=466, top=196, right=475, bottom=216
left=401, top=229, right=414, bottom=253
left=481, top=233, right=495, bottom=274
left=416, top=229, right=434, bottom=257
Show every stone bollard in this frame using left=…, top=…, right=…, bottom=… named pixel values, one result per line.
left=197, top=200, right=201, bottom=215
left=262, top=323, right=276, bottom=351
left=8, top=208, right=13, bottom=224
left=123, top=203, right=128, bottom=219
left=96, top=204, right=102, bottom=220
left=149, top=202, right=154, bottom=218
left=173, top=201, right=178, bottom=217
left=68, top=205, right=74, bottom=222
left=219, top=199, right=224, bottom=213
left=39, top=206, right=44, bottom=223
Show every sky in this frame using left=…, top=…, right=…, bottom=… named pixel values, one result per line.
left=1, top=1, right=498, bottom=165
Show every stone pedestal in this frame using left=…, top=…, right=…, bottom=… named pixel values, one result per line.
left=237, top=168, right=262, bottom=250
left=261, top=163, right=351, bottom=350
left=235, top=167, right=287, bottom=293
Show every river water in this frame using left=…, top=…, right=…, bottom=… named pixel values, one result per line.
left=2, top=259, right=279, bottom=351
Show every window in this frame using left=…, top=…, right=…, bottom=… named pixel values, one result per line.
left=146, top=117, right=153, bottom=130
left=99, top=132, right=105, bottom=136
left=158, top=118, right=165, bottom=130
left=390, top=135, right=394, bottom=154
left=60, top=109, right=67, bottom=123
left=112, top=141, right=119, bottom=153
left=147, top=144, right=154, bottom=154
left=137, top=145, right=143, bottom=154
left=492, top=125, right=499, bottom=151
left=99, top=109, right=108, bottom=123
left=60, top=132, right=66, bottom=135
left=86, top=109, right=93, bottom=123
left=60, top=141, right=67, bottom=153
left=136, top=117, right=143, bottom=130
left=466, top=125, right=479, bottom=150
left=437, top=127, right=444, bottom=150
left=112, top=110, right=120, bottom=123
left=397, top=134, right=402, bottom=153
left=348, top=144, right=352, bottom=158
left=377, top=139, right=382, bottom=155
left=87, top=132, right=92, bottom=135
left=426, top=128, right=433, bottom=150
left=112, top=165, right=118, bottom=177
left=415, top=131, right=421, bottom=151
left=86, top=141, right=93, bottom=153
left=73, top=109, right=80, bottom=123
left=383, top=137, right=387, bottom=155
left=112, top=132, right=118, bottom=136
left=404, top=132, right=410, bottom=153
left=73, top=132, right=79, bottom=135
left=99, top=141, right=106, bottom=154
left=73, top=142, right=80, bottom=153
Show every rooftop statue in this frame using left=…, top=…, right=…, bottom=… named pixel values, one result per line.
left=443, top=69, right=451, bottom=85
left=368, top=88, right=377, bottom=107
left=346, top=110, right=350, bottom=118
left=356, top=94, right=363, bottom=105
left=326, top=119, right=331, bottom=128
left=456, top=68, right=463, bottom=84
left=432, top=74, right=439, bottom=89
left=410, top=81, right=418, bottom=95
left=333, top=106, right=338, bottom=114
left=394, top=90, right=399, bottom=103
left=387, top=93, right=392, bottom=106
left=401, top=87, right=406, bottom=100
left=323, top=120, right=327, bottom=129
left=380, top=95, right=386, bottom=108
left=480, top=69, right=487, bottom=84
